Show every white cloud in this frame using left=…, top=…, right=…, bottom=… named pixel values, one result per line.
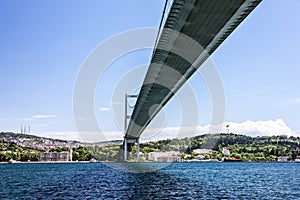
left=99, top=107, right=111, bottom=111
left=35, top=124, right=50, bottom=127
left=141, top=126, right=201, bottom=142
left=34, top=122, right=54, bottom=127
left=18, top=117, right=33, bottom=121
left=292, top=98, right=300, bottom=104
left=140, top=119, right=295, bottom=141
left=32, top=114, right=57, bottom=119
left=33, top=131, right=81, bottom=141
left=18, top=114, right=57, bottom=121
left=31, top=119, right=296, bottom=142
left=221, top=119, right=293, bottom=137
left=33, top=131, right=123, bottom=142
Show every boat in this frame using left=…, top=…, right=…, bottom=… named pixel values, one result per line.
left=223, top=157, right=243, bottom=162
left=295, top=159, right=300, bottom=163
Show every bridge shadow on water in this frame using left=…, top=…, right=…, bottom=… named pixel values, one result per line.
left=27, top=162, right=208, bottom=199
left=83, top=162, right=207, bottom=199
left=55, top=162, right=213, bottom=199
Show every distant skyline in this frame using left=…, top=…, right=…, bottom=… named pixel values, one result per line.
left=1, top=1, right=300, bottom=141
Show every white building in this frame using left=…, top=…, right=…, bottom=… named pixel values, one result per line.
left=38, top=151, right=70, bottom=162
left=147, top=151, right=180, bottom=162
left=193, top=149, right=212, bottom=155
left=277, top=156, right=288, bottom=162
left=156, top=156, right=181, bottom=162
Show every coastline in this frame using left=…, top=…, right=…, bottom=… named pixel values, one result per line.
left=1, top=160, right=299, bottom=164
left=0, top=161, right=92, bottom=164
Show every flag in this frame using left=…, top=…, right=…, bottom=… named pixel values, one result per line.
left=226, top=124, right=229, bottom=128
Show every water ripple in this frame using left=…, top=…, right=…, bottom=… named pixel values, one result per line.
left=0, top=162, right=299, bottom=199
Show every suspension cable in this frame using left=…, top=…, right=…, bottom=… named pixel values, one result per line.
left=153, top=0, right=169, bottom=54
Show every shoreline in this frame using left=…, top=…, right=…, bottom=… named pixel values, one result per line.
left=1, top=161, right=299, bottom=164
left=0, top=161, right=92, bottom=164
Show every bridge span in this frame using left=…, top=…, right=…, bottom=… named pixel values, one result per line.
left=124, top=0, right=262, bottom=160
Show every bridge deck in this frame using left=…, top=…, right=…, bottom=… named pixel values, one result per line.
left=125, top=0, right=262, bottom=139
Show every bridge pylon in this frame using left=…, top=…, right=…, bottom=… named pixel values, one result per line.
left=124, top=94, right=140, bottom=161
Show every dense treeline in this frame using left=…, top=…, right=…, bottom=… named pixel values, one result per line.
left=138, top=133, right=300, bottom=161
left=0, top=141, right=39, bottom=162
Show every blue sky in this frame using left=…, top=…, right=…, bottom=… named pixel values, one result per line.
left=1, top=1, right=300, bottom=141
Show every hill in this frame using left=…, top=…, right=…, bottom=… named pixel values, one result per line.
left=1, top=132, right=300, bottom=162
left=138, top=133, right=300, bottom=161
left=87, top=133, right=300, bottom=161
left=0, top=132, right=121, bottom=162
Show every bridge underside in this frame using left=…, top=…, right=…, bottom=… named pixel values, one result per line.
left=125, top=0, right=262, bottom=139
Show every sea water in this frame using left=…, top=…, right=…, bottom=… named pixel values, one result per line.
left=0, top=162, right=299, bottom=199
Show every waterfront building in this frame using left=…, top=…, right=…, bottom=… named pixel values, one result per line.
left=147, top=151, right=180, bottom=162
left=193, top=149, right=212, bottom=155
left=38, top=151, right=70, bottom=162
left=156, top=156, right=181, bottom=162
left=277, top=156, right=289, bottom=162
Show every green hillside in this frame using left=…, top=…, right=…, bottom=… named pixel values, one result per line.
left=87, top=133, right=300, bottom=162
left=1, top=132, right=300, bottom=162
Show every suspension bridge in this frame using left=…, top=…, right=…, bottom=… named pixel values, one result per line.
left=123, top=0, right=262, bottom=160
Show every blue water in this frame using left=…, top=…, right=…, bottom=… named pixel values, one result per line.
left=0, top=162, right=299, bottom=199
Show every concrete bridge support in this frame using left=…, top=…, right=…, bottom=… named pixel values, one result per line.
left=124, top=138, right=140, bottom=162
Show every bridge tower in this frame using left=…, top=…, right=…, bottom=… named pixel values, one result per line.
left=124, top=94, right=140, bottom=161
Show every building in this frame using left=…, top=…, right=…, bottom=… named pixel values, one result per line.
left=147, top=151, right=180, bottom=162
left=193, top=149, right=212, bottom=155
left=38, top=151, right=70, bottom=162
left=156, top=156, right=181, bottom=162
left=277, top=156, right=289, bottom=162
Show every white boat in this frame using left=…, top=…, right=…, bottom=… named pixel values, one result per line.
left=295, top=159, right=300, bottom=163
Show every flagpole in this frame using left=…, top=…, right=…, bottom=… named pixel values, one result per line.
left=226, top=124, right=229, bottom=134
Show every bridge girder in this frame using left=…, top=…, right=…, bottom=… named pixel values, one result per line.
left=125, top=0, right=262, bottom=139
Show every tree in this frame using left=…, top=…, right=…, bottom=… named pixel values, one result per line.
left=180, top=153, right=186, bottom=160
